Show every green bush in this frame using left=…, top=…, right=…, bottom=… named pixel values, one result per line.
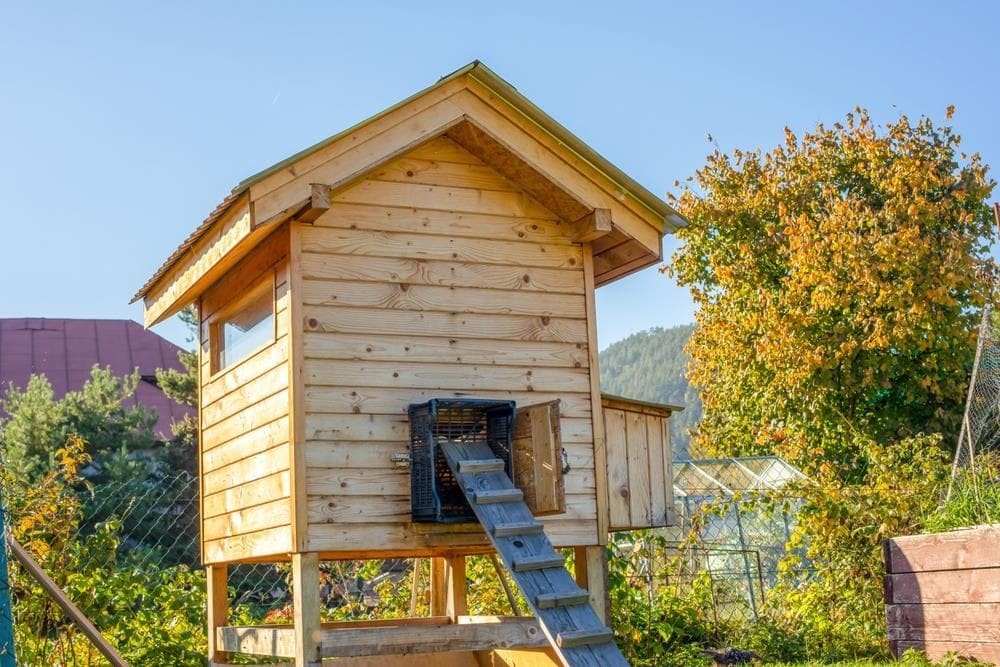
left=608, top=533, right=722, bottom=667
left=602, top=433, right=954, bottom=665
left=5, top=438, right=207, bottom=666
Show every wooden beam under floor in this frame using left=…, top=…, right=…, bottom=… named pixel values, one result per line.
left=216, top=616, right=548, bottom=659
left=215, top=651, right=486, bottom=667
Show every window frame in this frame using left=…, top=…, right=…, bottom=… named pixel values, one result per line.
left=208, top=271, right=277, bottom=377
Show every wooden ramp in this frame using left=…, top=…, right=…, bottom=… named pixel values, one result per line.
left=438, top=439, right=629, bottom=667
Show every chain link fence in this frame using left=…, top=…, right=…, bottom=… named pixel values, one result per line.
left=951, top=300, right=1000, bottom=491
left=639, top=506, right=804, bottom=626
left=0, top=439, right=807, bottom=666
left=0, top=486, right=16, bottom=667
left=2, top=461, right=204, bottom=666
left=607, top=499, right=805, bottom=667
left=0, top=455, right=532, bottom=665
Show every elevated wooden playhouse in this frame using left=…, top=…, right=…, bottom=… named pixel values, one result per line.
left=134, top=62, right=684, bottom=667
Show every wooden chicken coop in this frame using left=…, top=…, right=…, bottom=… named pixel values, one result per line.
left=134, top=62, right=685, bottom=667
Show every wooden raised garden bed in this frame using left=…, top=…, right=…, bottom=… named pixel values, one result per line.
left=884, top=524, right=1000, bottom=663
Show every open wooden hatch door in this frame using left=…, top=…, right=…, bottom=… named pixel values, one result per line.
left=601, top=395, right=681, bottom=531
left=510, top=395, right=682, bottom=532
left=512, top=400, right=566, bottom=517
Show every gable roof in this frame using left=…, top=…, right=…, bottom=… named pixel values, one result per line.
left=0, top=318, right=193, bottom=441
left=135, top=62, right=687, bottom=325
left=235, top=62, right=684, bottom=228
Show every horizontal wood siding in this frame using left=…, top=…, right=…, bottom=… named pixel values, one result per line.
left=199, top=228, right=293, bottom=563
left=884, top=525, right=1000, bottom=663
left=301, top=137, right=596, bottom=552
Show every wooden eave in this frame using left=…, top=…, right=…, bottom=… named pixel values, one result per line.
left=135, top=61, right=687, bottom=326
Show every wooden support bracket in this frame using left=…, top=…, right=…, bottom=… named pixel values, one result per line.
left=299, top=184, right=332, bottom=224
left=571, top=208, right=612, bottom=243
left=253, top=183, right=331, bottom=230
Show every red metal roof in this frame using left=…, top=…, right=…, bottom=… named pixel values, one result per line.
left=0, top=318, right=193, bottom=441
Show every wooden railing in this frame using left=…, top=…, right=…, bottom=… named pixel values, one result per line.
left=6, top=535, right=128, bottom=667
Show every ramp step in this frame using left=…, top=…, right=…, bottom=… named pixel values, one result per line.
left=557, top=627, right=614, bottom=648
left=457, top=458, right=506, bottom=473
left=473, top=488, right=523, bottom=504
left=493, top=521, right=545, bottom=537
left=512, top=554, right=565, bottom=572
left=535, top=588, right=591, bottom=609
left=436, top=436, right=630, bottom=665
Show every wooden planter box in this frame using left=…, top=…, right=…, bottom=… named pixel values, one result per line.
left=884, top=524, right=1000, bottom=664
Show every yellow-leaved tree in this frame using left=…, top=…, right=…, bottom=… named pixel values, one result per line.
left=671, top=108, right=994, bottom=472
left=668, top=108, right=995, bottom=660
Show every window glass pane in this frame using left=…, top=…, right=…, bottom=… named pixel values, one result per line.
left=217, top=281, right=274, bottom=371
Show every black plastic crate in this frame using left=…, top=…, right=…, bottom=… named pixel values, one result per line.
left=408, top=398, right=516, bottom=523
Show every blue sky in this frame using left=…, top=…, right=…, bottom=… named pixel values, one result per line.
left=1, top=2, right=997, bottom=350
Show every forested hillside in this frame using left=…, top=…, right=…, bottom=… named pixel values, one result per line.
left=599, top=325, right=701, bottom=459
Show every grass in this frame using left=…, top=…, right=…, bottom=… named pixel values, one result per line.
left=764, top=663, right=888, bottom=666
left=763, top=655, right=982, bottom=667
left=924, top=458, right=1000, bottom=533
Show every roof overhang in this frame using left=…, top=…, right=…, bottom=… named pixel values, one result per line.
left=135, top=62, right=688, bottom=327
left=601, top=393, right=685, bottom=415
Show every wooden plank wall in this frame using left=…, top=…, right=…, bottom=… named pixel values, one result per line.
left=884, top=525, right=1000, bottom=664
left=199, top=227, right=293, bottom=563
left=601, top=397, right=674, bottom=531
left=299, top=136, right=597, bottom=553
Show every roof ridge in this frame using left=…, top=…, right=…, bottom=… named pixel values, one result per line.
left=133, top=61, right=687, bottom=305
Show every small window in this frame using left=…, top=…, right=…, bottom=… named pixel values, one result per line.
left=212, top=276, right=275, bottom=373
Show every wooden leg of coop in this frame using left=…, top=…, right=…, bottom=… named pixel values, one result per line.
left=446, top=555, right=468, bottom=621
left=409, top=558, right=423, bottom=616
left=430, top=557, right=448, bottom=617
left=206, top=564, right=229, bottom=665
left=293, top=553, right=321, bottom=667
left=574, top=546, right=610, bottom=626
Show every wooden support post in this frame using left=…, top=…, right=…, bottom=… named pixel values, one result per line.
left=409, top=558, right=423, bottom=616
left=446, top=555, right=468, bottom=621
left=206, top=564, right=229, bottom=665
left=574, top=546, right=610, bottom=626
left=430, top=557, right=448, bottom=617
left=573, top=547, right=588, bottom=589
left=293, top=553, right=321, bottom=667
left=583, top=244, right=611, bottom=542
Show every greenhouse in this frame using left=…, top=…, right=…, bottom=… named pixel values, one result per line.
left=668, top=456, right=807, bottom=620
